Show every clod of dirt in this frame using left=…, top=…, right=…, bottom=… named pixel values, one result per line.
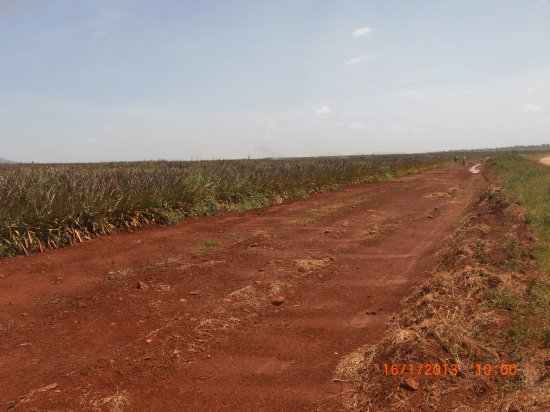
left=179, top=298, right=188, bottom=303
left=366, top=311, right=377, bottom=316
left=136, top=281, right=149, bottom=289
left=249, top=243, right=258, bottom=247
left=189, top=290, right=200, bottom=296
left=427, top=215, right=434, bottom=219
left=426, top=192, right=450, bottom=199
left=401, top=377, right=420, bottom=391
left=488, top=184, right=502, bottom=193
left=324, top=230, right=331, bottom=234
left=447, top=187, right=459, bottom=195
left=271, top=295, right=286, bottom=306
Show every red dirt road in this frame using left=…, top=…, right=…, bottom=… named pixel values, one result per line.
left=0, top=166, right=481, bottom=411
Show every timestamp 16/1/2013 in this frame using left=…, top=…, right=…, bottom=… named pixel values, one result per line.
left=382, top=363, right=518, bottom=377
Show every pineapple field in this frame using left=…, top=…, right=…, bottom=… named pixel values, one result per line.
left=0, top=154, right=449, bottom=257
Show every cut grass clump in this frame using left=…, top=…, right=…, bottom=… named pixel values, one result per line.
left=485, top=289, right=518, bottom=310
left=202, top=239, right=219, bottom=248
left=88, top=389, right=130, bottom=412
left=198, top=239, right=220, bottom=254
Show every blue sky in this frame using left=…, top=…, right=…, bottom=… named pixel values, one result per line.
left=1, top=0, right=549, bottom=162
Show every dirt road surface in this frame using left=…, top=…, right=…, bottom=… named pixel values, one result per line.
left=0, top=165, right=481, bottom=411
left=539, top=156, right=550, bottom=166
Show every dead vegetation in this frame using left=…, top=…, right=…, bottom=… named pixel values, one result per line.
left=295, top=258, right=329, bottom=273
left=82, top=387, right=130, bottom=412
left=336, top=181, right=550, bottom=410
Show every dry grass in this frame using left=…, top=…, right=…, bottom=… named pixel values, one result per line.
left=229, top=284, right=266, bottom=309
left=334, top=344, right=371, bottom=381
left=197, top=315, right=241, bottom=330
left=89, top=389, right=130, bottom=412
left=488, top=386, right=550, bottom=412
left=267, top=279, right=289, bottom=295
left=177, top=259, right=225, bottom=271
left=294, top=258, right=329, bottom=274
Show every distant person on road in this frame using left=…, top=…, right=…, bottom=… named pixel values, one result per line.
left=462, top=156, right=466, bottom=166
left=454, top=155, right=458, bottom=163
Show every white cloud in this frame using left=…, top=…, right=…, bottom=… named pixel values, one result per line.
left=315, top=106, right=332, bottom=115
left=353, top=26, right=375, bottom=37
left=348, top=121, right=372, bottom=129
left=345, top=54, right=374, bottom=65
left=105, top=126, right=114, bottom=132
left=524, top=103, right=543, bottom=112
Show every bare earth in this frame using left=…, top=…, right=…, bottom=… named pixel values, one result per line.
left=0, top=165, right=481, bottom=411
left=539, top=156, right=550, bottom=166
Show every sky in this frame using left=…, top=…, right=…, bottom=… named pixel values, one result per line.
left=1, top=0, right=550, bottom=162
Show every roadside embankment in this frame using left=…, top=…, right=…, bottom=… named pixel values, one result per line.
left=338, top=156, right=550, bottom=410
